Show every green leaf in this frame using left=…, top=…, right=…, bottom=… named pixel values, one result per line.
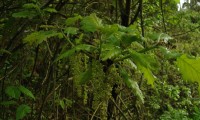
left=140, top=67, right=156, bottom=88
left=174, top=0, right=180, bottom=4
left=40, top=25, right=56, bottom=29
left=176, top=55, right=200, bottom=92
left=121, top=34, right=141, bottom=47
left=0, top=100, right=17, bottom=106
left=55, top=44, right=95, bottom=62
left=101, top=44, right=121, bottom=61
left=75, top=44, right=95, bottom=51
left=81, top=13, right=103, bottom=32
left=43, top=8, right=57, bottom=13
left=147, top=32, right=172, bottom=42
left=64, top=27, right=78, bottom=35
left=75, top=33, right=84, bottom=44
left=23, top=3, right=40, bottom=10
left=120, top=68, right=144, bottom=103
left=65, top=15, right=82, bottom=26
left=146, top=32, right=161, bottom=41
left=12, top=10, right=38, bottom=18
left=18, top=86, right=35, bottom=100
left=55, top=48, right=76, bottom=62
left=159, top=46, right=181, bottom=59
left=5, top=86, right=21, bottom=99
left=131, top=42, right=144, bottom=50
left=59, top=100, right=65, bottom=109
left=130, top=81, right=144, bottom=103
left=78, top=67, right=92, bottom=84
left=64, top=98, right=73, bottom=107
left=129, top=50, right=157, bottom=87
left=106, top=31, right=124, bottom=46
left=117, top=25, right=127, bottom=32
left=100, top=24, right=118, bottom=36
left=120, top=68, right=129, bottom=80
left=23, top=30, right=62, bottom=45
left=124, top=59, right=137, bottom=69
left=16, top=104, right=31, bottom=120
left=129, top=50, right=158, bottom=70
left=0, top=49, right=11, bottom=55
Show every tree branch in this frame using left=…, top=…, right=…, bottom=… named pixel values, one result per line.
left=160, top=0, right=167, bottom=32
left=119, top=0, right=131, bottom=26
left=140, top=0, right=144, bottom=37
left=129, top=1, right=140, bottom=25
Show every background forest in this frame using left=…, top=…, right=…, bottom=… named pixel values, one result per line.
left=1, top=0, right=200, bottom=119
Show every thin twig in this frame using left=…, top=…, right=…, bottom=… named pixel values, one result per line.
left=41, top=61, right=51, bottom=85
left=45, top=41, right=53, bottom=57
left=111, top=98, right=128, bottom=120
left=90, top=102, right=102, bottom=120
left=172, top=25, right=200, bottom=37
left=0, top=64, right=19, bottom=81
left=118, top=96, right=133, bottom=118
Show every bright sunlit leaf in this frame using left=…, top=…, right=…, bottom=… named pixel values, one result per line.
left=177, top=54, right=200, bottom=92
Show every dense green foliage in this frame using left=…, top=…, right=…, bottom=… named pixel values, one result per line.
left=1, top=0, right=200, bottom=119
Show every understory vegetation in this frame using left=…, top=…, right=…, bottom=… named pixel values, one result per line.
left=1, top=0, right=200, bottom=119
